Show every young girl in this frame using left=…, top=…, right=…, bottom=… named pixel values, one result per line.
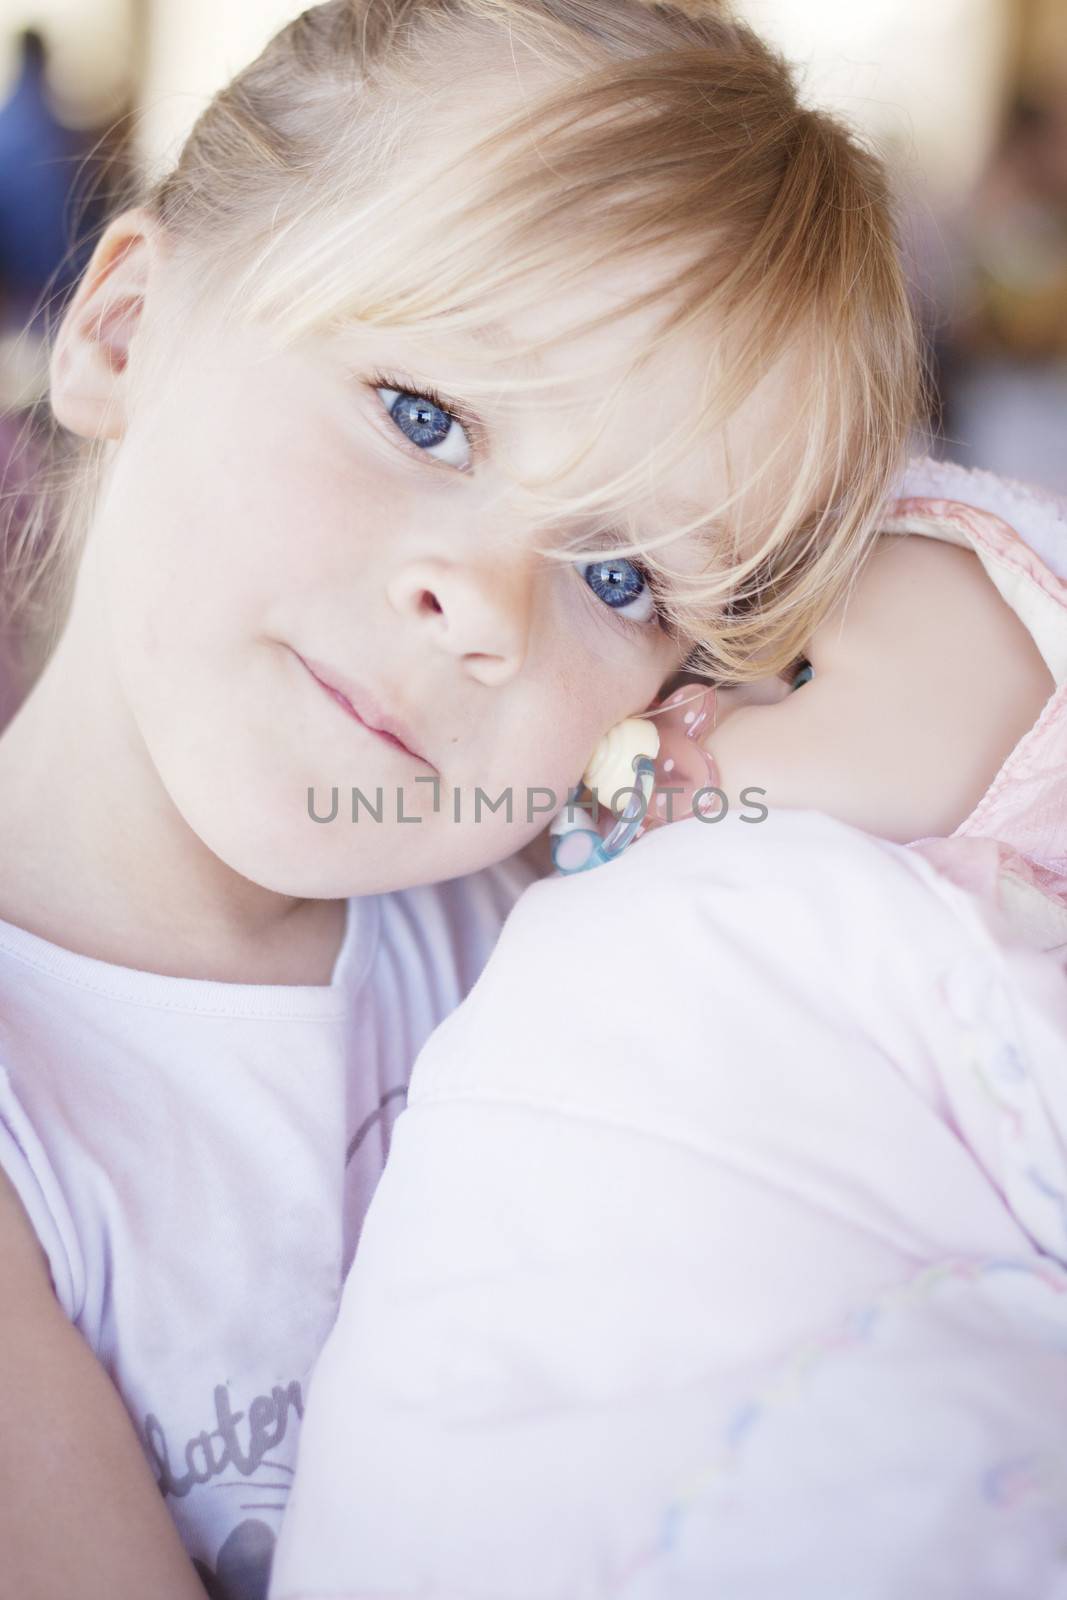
left=269, top=454, right=1067, bottom=1599
left=0, top=1, right=926, bottom=1595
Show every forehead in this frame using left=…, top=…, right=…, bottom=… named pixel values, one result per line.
left=487, top=271, right=715, bottom=535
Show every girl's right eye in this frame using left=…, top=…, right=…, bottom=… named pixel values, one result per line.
left=374, top=383, right=475, bottom=472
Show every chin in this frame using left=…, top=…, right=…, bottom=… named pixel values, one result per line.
left=199, top=819, right=457, bottom=900
left=179, top=770, right=533, bottom=900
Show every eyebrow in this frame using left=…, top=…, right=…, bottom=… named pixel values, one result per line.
left=647, top=507, right=736, bottom=587
left=463, top=317, right=512, bottom=348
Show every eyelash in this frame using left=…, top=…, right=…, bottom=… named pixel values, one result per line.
left=365, top=367, right=485, bottom=468
left=366, top=368, right=671, bottom=635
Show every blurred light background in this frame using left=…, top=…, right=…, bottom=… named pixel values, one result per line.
left=0, top=0, right=1064, bottom=719
left=2, top=0, right=1065, bottom=462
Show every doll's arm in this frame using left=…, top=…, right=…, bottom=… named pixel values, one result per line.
left=0, top=1164, right=207, bottom=1600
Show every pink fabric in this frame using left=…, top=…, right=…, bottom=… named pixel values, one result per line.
left=882, top=459, right=1067, bottom=961
left=269, top=807, right=1067, bottom=1600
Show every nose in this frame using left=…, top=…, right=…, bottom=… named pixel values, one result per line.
left=385, top=555, right=532, bottom=688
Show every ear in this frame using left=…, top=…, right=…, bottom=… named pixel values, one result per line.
left=49, top=207, right=164, bottom=441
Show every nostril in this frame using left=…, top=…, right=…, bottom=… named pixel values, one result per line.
left=419, top=590, right=443, bottom=616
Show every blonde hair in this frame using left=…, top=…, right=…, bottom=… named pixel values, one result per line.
left=3, top=0, right=928, bottom=685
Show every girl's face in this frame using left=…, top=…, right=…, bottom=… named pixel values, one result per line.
left=56, top=213, right=740, bottom=897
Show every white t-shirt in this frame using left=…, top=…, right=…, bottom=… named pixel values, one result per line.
left=0, top=855, right=535, bottom=1600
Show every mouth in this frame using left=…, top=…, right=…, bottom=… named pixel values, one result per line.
left=291, top=648, right=434, bottom=769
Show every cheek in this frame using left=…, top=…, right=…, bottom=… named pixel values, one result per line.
left=103, top=407, right=382, bottom=679
left=511, top=658, right=672, bottom=800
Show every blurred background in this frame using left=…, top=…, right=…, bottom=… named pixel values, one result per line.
left=0, top=0, right=1064, bottom=721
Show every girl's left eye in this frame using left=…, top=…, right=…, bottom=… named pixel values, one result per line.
left=374, top=383, right=475, bottom=471
left=580, top=556, right=658, bottom=626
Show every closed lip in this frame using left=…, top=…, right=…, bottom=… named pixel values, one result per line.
left=292, top=649, right=434, bottom=769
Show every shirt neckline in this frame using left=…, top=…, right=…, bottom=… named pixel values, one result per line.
left=0, top=893, right=380, bottom=1019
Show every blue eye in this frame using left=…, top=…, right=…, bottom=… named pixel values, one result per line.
left=373, top=379, right=475, bottom=471
left=790, top=659, right=814, bottom=690
left=581, top=556, right=657, bottom=625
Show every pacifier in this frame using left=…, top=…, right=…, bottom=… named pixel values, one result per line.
left=549, top=717, right=659, bottom=875
left=639, top=681, right=724, bottom=834
left=550, top=683, right=723, bottom=875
